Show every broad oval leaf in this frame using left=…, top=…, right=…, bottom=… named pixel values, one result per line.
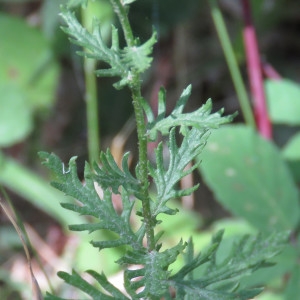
left=198, top=125, right=300, bottom=231
left=0, top=84, right=32, bottom=146
left=0, top=13, right=59, bottom=111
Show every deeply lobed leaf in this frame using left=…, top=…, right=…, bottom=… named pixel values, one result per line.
left=149, top=127, right=209, bottom=218
left=168, top=230, right=289, bottom=299
left=93, top=149, right=143, bottom=199
left=121, top=31, right=157, bottom=73
left=60, top=6, right=156, bottom=89
left=45, top=270, right=129, bottom=300
left=201, top=230, right=289, bottom=286
left=39, top=152, right=142, bottom=251
left=143, top=85, right=236, bottom=221
left=118, top=240, right=186, bottom=298
left=143, top=85, right=237, bottom=141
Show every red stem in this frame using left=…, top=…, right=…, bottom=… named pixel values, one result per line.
left=242, top=0, right=272, bottom=139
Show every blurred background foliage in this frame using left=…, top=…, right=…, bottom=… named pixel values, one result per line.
left=0, top=0, right=300, bottom=299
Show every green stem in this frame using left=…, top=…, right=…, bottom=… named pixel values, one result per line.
left=131, top=86, right=155, bottom=251
left=110, top=0, right=155, bottom=251
left=208, top=0, right=256, bottom=129
left=109, top=0, right=135, bottom=46
left=82, top=6, right=100, bottom=164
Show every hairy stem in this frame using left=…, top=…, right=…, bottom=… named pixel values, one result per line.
left=208, top=0, right=256, bottom=129
left=110, top=0, right=155, bottom=251
left=110, top=0, right=135, bottom=46
left=82, top=5, right=100, bottom=163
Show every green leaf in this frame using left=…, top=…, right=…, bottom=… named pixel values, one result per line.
left=239, top=244, right=298, bottom=290
left=0, top=84, right=32, bottom=146
left=86, top=270, right=129, bottom=299
left=118, top=241, right=186, bottom=298
left=93, top=149, right=143, bottom=199
left=121, top=31, right=157, bottom=73
left=265, top=78, right=300, bottom=125
left=169, top=230, right=289, bottom=299
left=60, top=6, right=127, bottom=86
left=203, top=231, right=289, bottom=285
left=60, top=6, right=156, bottom=89
left=40, top=152, right=142, bottom=251
left=59, top=270, right=109, bottom=299
left=198, top=125, right=300, bottom=231
left=149, top=128, right=208, bottom=217
left=171, top=239, right=218, bottom=282
left=144, top=85, right=236, bottom=141
left=0, top=12, right=59, bottom=111
left=284, top=265, right=300, bottom=299
left=45, top=293, right=64, bottom=300
left=45, top=270, right=129, bottom=300
left=282, top=132, right=300, bottom=160
left=0, top=11, right=58, bottom=144
left=282, top=133, right=300, bottom=183
left=170, top=282, right=262, bottom=300
left=146, top=87, right=235, bottom=219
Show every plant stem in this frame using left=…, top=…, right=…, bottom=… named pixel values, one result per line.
left=109, top=0, right=135, bottom=46
left=208, top=0, right=256, bottom=129
left=110, top=0, right=155, bottom=251
left=82, top=5, right=100, bottom=164
left=242, top=0, right=272, bottom=139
